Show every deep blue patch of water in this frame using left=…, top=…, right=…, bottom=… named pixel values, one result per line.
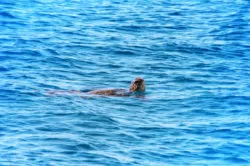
left=1, top=0, right=250, bottom=165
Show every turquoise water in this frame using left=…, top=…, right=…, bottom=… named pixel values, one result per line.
left=1, top=0, right=250, bottom=165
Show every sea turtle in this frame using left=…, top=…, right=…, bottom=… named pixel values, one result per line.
left=47, top=77, right=145, bottom=97
left=88, top=77, right=145, bottom=96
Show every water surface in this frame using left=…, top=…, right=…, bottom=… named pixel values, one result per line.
left=1, top=0, right=250, bottom=165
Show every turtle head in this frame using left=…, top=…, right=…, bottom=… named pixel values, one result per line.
left=129, top=77, right=145, bottom=92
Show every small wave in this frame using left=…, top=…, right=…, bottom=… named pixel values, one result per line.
left=114, top=50, right=135, bottom=55
left=116, top=25, right=143, bottom=32
left=0, top=11, right=16, bottom=19
left=169, top=11, right=182, bottom=16
left=0, top=66, right=9, bottom=72
left=225, top=157, right=249, bottom=164
left=173, top=76, right=197, bottom=83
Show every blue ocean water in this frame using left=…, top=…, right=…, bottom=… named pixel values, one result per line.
left=1, top=0, right=250, bottom=165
